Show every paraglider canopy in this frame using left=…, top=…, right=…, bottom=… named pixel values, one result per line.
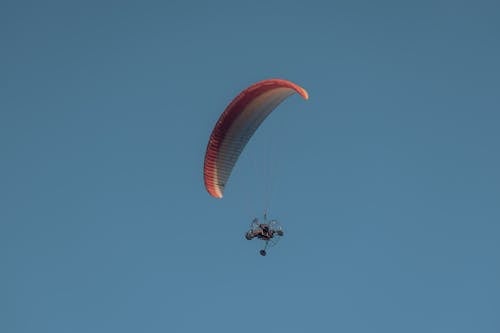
left=203, top=78, right=309, bottom=198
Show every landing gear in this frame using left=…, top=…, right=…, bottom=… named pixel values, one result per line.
left=259, top=240, right=271, bottom=257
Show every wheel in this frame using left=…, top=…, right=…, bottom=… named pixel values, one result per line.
left=276, top=230, right=284, bottom=236
left=245, top=231, right=253, bottom=240
left=259, top=250, right=267, bottom=256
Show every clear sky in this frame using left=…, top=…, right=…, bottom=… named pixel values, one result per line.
left=2, top=0, right=499, bottom=332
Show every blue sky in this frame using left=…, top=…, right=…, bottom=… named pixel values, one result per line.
left=1, top=0, right=499, bottom=332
